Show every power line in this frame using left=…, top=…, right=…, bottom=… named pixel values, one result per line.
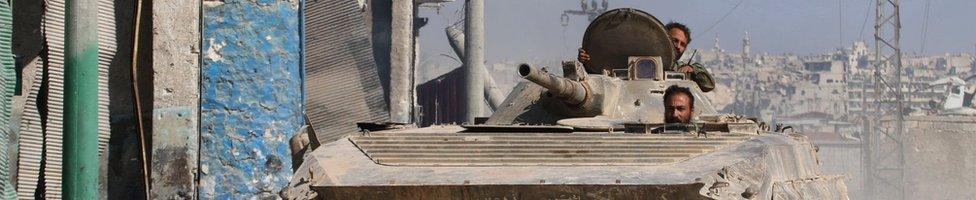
left=694, top=0, right=746, bottom=39
left=921, top=0, right=931, bottom=54
left=858, top=0, right=871, bottom=40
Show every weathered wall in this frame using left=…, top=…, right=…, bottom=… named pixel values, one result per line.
left=152, top=0, right=200, bottom=199
left=201, top=0, right=303, bottom=198
left=903, top=116, right=976, bottom=200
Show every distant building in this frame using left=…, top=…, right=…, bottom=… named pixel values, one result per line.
left=713, top=33, right=723, bottom=53
left=742, top=32, right=751, bottom=63
left=795, top=61, right=848, bottom=118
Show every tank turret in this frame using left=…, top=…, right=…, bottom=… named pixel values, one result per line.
left=484, top=8, right=709, bottom=127
left=500, top=61, right=716, bottom=127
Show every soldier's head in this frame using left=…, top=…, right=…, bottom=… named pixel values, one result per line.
left=664, top=85, right=695, bottom=123
left=665, top=22, right=691, bottom=57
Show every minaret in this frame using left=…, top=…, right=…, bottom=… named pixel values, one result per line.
left=742, top=31, right=751, bottom=62
left=713, top=33, right=721, bottom=52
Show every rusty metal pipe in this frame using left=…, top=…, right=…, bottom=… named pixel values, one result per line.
left=64, top=0, right=100, bottom=197
left=518, top=64, right=588, bottom=105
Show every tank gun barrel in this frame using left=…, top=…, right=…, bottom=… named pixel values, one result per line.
left=518, top=64, right=588, bottom=105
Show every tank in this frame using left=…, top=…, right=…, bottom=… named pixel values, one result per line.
left=282, top=8, right=849, bottom=200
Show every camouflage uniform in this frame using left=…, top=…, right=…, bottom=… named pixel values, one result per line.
left=671, top=61, right=715, bottom=92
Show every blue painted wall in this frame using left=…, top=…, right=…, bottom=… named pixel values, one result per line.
left=201, top=0, right=303, bottom=198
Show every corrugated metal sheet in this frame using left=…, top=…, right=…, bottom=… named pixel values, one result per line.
left=304, top=0, right=389, bottom=144
left=416, top=67, right=462, bottom=126
left=95, top=0, right=114, bottom=155
left=42, top=0, right=65, bottom=198
left=351, top=132, right=750, bottom=166
left=15, top=61, right=43, bottom=199
left=0, top=0, right=16, bottom=197
left=0, top=0, right=11, bottom=125
left=13, top=1, right=113, bottom=198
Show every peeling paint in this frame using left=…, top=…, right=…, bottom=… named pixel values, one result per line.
left=205, top=38, right=225, bottom=62
left=201, top=0, right=303, bottom=198
left=202, top=0, right=226, bottom=7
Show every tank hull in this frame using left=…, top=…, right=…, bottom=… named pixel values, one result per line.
left=283, top=126, right=848, bottom=199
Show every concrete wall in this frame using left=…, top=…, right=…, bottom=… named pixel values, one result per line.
left=903, top=116, right=976, bottom=200
left=201, top=0, right=303, bottom=198
left=152, top=0, right=200, bottom=198
left=822, top=117, right=976, bottom=200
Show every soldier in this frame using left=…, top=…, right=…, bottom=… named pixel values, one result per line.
left=664, top=85, right=695, bottom=123
left=578, top=22, right=715, bottom=92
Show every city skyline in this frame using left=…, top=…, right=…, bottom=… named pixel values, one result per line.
left=418, top=0, right=976, bottom=67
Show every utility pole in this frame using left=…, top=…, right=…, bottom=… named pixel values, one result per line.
left=390, top=0, right=415, bottom=123
left=864, top=0, right=906, bottom=199
left=462, top=0, right=485, bottom=123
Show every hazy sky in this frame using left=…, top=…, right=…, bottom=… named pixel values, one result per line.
left=417, top=0, right=976, bottom=66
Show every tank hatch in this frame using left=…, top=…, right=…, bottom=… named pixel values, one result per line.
left=349, top=132, right=751, bottom=166
left=581, top=8, right=675, bottom=74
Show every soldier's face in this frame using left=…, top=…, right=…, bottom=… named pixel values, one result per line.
left=669, top=28, right=688, bottom=56
left=665, top=93, right=693, bottom=123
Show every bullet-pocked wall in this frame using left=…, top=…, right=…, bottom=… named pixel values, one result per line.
left=201, top=0, right=303, bottom=198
